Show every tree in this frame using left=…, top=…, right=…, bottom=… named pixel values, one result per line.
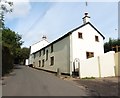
left=2, top=44, right=14, bottom=75
left=104, top=38, right=120, bottom=53
left=2, top=28, right=23, bottom=55
left=14, top=47, right=30, bottom=64
left=21, top=47, right=30, bottom=64
left=0, top=0, right=13, bottom=29
left=2, top=28, right=24, bottom=75
left=0, top=0, right=13, bottom=76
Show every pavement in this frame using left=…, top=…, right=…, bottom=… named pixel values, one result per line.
left=2, top=65, right=90, bottom=96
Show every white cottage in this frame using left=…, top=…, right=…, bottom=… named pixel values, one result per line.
left=28, top=12, right=105, bottom=76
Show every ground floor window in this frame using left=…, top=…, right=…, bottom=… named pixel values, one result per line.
left=50, top=56, right=54, bottom=66
left=42, top=59, right=45, bottom=67
left=86, top=52, right=94, bottom=59
left=39, top=60, right=41, bottom=67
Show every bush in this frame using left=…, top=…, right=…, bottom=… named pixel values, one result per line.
left=2, top=45, right=14, bottom=76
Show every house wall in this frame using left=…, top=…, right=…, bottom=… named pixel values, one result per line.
left=80, top=57, right=99, bottom=78
left=34, top=36, right=70, bottom=74
left=28, top=54, right=34, bottom=65
left=30, top=40, right=49, bottom=54
left=28, top=40, right=50, bottom=65
left=71, top=24, right=104, bottom=71
left=79, top=51, right=115, bottom=78
left=99, top=51, right=115, bottom=77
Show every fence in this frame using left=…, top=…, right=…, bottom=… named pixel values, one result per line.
left=79, top=51, right=119, bottom=78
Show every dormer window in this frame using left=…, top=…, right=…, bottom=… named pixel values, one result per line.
left=95, top=35, right=99, bottom=42
left=78, top=32, right=83, bottom=39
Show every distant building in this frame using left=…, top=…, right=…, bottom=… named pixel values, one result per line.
left=28, top=12, right=105, bottom=75
left=29, top=36, right=50, bottom=65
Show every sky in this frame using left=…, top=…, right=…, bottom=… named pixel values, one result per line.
left=4, top=0, right=118, bottom=47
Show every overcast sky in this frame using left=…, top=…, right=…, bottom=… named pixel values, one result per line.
left=4, top=0, right=118, bottom=47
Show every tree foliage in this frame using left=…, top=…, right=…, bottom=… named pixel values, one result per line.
left=2, top=28, right=23, bottom=55
left=104, top=38, right=120, bottom=53
left=0, top=0, right=13, bottom=29
left=14, top=47, right=30, bottom=64
left=1, top=1, right=30, bottom=76
left=2, top=27, right=23, bottom=76
left=2, top=45, right=14, bottom=75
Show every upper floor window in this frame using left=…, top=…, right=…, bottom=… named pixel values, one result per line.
left=95, top=35, right=99, bottom=42
left=86, top=52, right=94, bottom=59
left=39, top=51, right=41, bottom=57
left=78, top=32, right=83, bottom=39
left=51, top=44, right=53, bottom=53
left=43, top=49, right=45, bottom=55
left=46, top=50, right=48, bottom=60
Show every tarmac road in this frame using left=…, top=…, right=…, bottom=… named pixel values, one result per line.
left=2, top=65, right=90, bottom=96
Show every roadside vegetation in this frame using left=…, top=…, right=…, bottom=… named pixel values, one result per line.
left=0, top=0, right=30, bottom=76
left=104, top=38, right=120, bottom=53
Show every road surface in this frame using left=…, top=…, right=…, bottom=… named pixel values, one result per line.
left=2, top=65, right=90, bottom=96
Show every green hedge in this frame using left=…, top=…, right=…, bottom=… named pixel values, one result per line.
left=2, top=45, right=14, bottom=76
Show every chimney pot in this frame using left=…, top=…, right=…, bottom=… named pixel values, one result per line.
left=42, top=35, right=47, bottom=40
left=82, top=12, right=90, bottom=24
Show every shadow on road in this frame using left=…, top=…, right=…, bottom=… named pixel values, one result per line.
left=13, top=64, right=25, bottom=69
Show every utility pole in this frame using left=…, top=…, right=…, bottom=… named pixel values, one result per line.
left=85, top=1, right=88, bottom=12
left=86, top=1, right=88, bottom=7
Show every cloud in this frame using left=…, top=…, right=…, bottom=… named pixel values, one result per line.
left=8, top=2, right=56, bottom=47
left=5, top=0, right=31, bottom=20
left=5, top=2, right=118, bottom=47
left=22, top=2, right=82, bottom=47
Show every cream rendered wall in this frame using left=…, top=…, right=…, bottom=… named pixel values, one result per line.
left=71, top=24, right=104, bottom=71
left=79, top=51, right=116, bottom=78
left=30, top=40, right=49, bottom=54
left=80, top=57, right=99, bottom=78
left=28, top=40, right=49, bottom=65
left=99, top=51, right=115, bottom=77
left=34, top=36, right=70, bottom=74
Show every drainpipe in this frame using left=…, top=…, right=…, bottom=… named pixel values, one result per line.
left=70, top=34, right=73, bottom=76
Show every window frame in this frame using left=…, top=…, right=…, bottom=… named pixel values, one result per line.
left=43, top=49, right=45, bottom=55
left=46, top=50, right=48, bottom=61
left=51, top=44, right=53, bottom=53
left=86, top=52, right=94, bottom=59
left=95, top=35, right=99, bottom=42
left=78, top=32, right=83, bottom=39
left=50, top=56, right=54, bottom=66
left=39, top=51, right=41, bottom=57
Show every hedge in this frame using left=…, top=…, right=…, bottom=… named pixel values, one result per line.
left=2, top=45, right=14, bottom=76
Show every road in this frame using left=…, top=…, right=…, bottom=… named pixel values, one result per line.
left=2, top=65, right=90, bottom=96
